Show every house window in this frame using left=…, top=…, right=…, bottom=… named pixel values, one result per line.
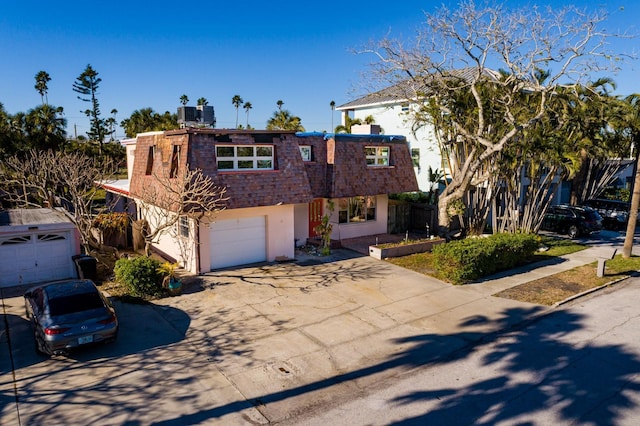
left=411, top=148, right=420, bottom=168
left=169, top=145, right=180, bottom=178
left=216, top=145, right=274, bottom=171
left=145, top=146, right=155, bottom=175
left=365, top=146, right=389, bottom=166
left=299, top=145, right=312, bottom=162
left=178, top=216, right=189, bottom=238
left=338, top=196, right=376, bottom=223
left=401, top=103, right=410, bottom=112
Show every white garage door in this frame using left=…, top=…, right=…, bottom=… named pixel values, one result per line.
left=209, top=217, right=266, bottom=269
left=0, top=232, right=75, bottom=288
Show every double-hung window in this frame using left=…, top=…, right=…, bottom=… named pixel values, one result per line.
left=365, top=146, right=389, bottom=166
left=177, top=216, right=189, bottom=238
left=216, top=145, right=274, bottom=171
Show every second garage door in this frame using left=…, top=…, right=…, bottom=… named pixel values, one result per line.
left=0, top=232, right=75, bottom=288
left=209, top=216, right=266, bottom=270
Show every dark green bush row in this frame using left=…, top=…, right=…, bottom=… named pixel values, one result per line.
left=431, top=233, right=540, bottom=285
left=114, top=256, right=163, bottom=298
left=389, top=191, right=430, bottom=203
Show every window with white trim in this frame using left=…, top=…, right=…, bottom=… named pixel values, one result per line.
left=365, top=146, right=389, bottom=166
left=299, top=145, right=312, bottom=162
left=338, top=196, right=376, bottom=223
left=178, top=216, right=189, bottom=238
left=216, top=145, right=274, bottom=171
left=411, top=148, right=420, bottom=168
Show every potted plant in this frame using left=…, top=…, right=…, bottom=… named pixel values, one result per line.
left=157, top=262, right=182, bottom=296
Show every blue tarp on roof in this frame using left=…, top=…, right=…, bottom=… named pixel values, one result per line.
left=295, top=132, right=407, bottom=143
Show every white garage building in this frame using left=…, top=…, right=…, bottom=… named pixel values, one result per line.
left=0, top=209, right=81, bottom=288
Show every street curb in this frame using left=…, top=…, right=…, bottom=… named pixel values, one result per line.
left=553, top=275, right=632, bottom=307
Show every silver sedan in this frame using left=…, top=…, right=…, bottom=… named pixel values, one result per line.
left=24, top=279, right=118, bottom=356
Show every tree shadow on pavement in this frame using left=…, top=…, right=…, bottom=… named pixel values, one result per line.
left=1, top=298, right=271, bottom=425
left=389, top=308, right=640, bottom=425
left=150, top=304, right=640, bottom=425
left=202, top=257, right=391, bottom=293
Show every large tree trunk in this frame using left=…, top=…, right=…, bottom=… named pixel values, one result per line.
left=623, top=151, right=640, bottom=257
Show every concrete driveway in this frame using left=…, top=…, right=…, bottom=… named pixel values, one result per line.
left=0, top=244, right=607, bottom=425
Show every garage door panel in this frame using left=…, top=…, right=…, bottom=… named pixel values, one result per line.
left=0, top=232, right=75, bottom=287
left=210, top=217, right=266, bottom=269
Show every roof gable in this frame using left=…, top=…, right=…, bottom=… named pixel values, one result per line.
left=337, top=67, right=501, bottom=110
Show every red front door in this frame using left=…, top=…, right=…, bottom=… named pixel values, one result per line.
left=309, top=199, right=323, bottom=237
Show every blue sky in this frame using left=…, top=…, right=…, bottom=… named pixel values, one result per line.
left=0, top=1, right=638, bottom=139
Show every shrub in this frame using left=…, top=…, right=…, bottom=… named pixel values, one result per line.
left=114, top=256, right=163, bottom=298
left=432, top=233, right=540, bottom=285
left=389, top=191, right=430, bottom=203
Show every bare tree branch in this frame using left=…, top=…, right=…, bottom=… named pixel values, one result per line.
left=133, top=166, right=228, bottom=258
left=0, top=150, right=118, bottom=250
left=358, top=1, right=631, bottom=236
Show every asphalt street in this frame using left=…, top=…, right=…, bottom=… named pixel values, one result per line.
left=280, top=278, right=640, bottom=425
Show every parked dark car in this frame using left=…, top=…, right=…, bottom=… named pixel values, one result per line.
left=541, top=204, right=603, bottom=238
left=24, top=279, right=118, bottom=356
left=582, top=198, right=630, bottom=230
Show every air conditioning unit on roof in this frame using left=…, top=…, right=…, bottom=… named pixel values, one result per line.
left=178, top=105, right=216, bottom=128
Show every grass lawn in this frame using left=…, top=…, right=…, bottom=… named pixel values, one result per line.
left=386, top=235, right=640, bottom=306
left=496, top=255, right=640, bottom=305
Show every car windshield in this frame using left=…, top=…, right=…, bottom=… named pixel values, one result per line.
left=582, top=211, right=601, bottom=221
left=48, top=292, right=104, bottom=316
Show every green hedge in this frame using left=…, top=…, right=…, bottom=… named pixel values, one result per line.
left=431, top=233, right=540, bottom=285
left=114, top=256, right=163, bottom=298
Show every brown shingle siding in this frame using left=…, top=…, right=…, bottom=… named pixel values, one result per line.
left=326, top=135, right=419, bottom=198
left=129, top=129, right=418, bottom=211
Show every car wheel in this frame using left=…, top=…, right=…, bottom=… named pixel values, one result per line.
left=568, top=225, right=579, bottom=239
left=34, top=332, right=50, bottom=357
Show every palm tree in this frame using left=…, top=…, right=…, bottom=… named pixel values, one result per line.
left=334, top=114, right=377, bottom=133
left=232, top=95, right=243, bottom=128
left=120, top=108, right=179, bottom=138
left=34, top=71, right=51, bottom=105
left=106, top=109, right=118, bottom=141
left=180, top=95, right=189, bottom=106
left=276, top=100, right=284, bottom=111
left=330, top=100, right=336, bottom=132
left=24, top=104, right=67, bottom=150
left=243, top=101, right=252, bottom=128
left=334, top=115, right=362, bottom=133
left=197, top=97, right=208, bottom=106
left=266, top=109, right=305, bottom=131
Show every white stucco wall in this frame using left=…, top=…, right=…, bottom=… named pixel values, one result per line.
left=139, top=205, right=198, bottom=273
left=293, top=203, right=309, bottom=247
left=350, top=104, right=442, bottom=192
left=327, top=195, right=389, bottom=240
left=120, top=138, right=138, bottom=180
